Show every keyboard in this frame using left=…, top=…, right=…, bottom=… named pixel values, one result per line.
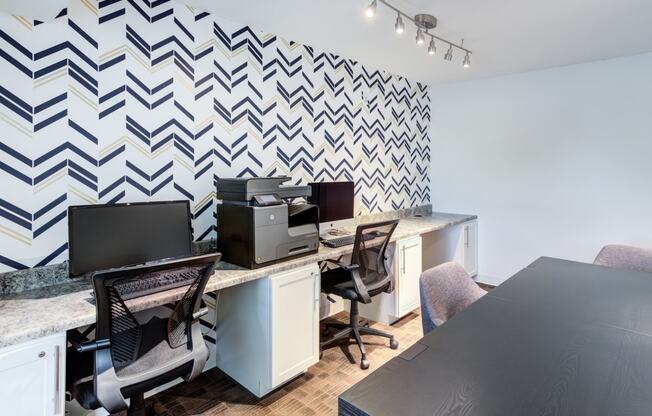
left=115, top=266, right=200, bottom=300
left=321, top=233, right=380, bottom=248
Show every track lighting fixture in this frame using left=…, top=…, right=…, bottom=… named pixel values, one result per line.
left=394, top=13, right=405, bottom=34
left=365, top=0, right=377, bottom=18
left=444, top=44, right=453, bottom=61
left=428, top=38, right=436, bottom=55
left=360, top=0, right=472, bottom=68
left=463, top=52, right=471, bottom=68
left=415, top=28, right=425, bottom=45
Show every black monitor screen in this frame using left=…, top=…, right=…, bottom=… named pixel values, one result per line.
left=309, top=182, right=354, bottom=223
left=68, top=201, right=192, bottom=276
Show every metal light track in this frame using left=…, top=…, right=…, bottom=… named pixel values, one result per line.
left=378, top=0, right=472, bottom=55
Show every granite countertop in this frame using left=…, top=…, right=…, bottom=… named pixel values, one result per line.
left=0, top=212, right=475, bottom=348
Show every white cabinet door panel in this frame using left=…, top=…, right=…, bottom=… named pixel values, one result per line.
left=0, top=333, right=65, bottom=416
left=396, top=236, right=422, bottom=317
left=216, top=263, right=320, bottom=397
left=270, top=265, right=320, bottom=387
left=463, top=221, right=479, bottom=277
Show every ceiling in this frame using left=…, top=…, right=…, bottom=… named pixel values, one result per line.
left=187, top=0, right=652, bottom=85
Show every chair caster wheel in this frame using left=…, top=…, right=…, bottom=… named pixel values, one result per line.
left=390, top=338, right=399, bottom=349
left=360, top=359, right=370, bottom=370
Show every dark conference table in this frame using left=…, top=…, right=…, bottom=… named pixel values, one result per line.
left=339, top=257, right=652, bottom=416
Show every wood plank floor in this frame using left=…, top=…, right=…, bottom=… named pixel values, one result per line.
left=127, top=310, right=424, bottom=416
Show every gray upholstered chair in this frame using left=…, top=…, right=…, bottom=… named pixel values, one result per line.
left=419, top=262, right=487, bottom=335
left=593, top=244, right=652, bottom=274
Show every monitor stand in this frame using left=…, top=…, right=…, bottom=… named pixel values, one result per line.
left=319, top=218, right=356, bottom=240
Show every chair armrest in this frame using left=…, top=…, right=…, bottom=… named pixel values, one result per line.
left=67, top=328, right=90, bottom=348
left=321, top=258, right=369, bottom=302
left=192, top=308, right=208, bottom=321
left=350, top=268, right=371, bottom=304
left=76, top=339, right=111, bottom=353
left=321, top=258, right=359, bottom=271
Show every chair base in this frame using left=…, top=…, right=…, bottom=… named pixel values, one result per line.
left=127, top=393, right=152, bottom=416
left=320, top=302, right=398, bottom=369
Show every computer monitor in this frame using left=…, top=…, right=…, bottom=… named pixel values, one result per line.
left=308, top=181, right=355, bottom=235
left=68, top=201, right=193, bottom=276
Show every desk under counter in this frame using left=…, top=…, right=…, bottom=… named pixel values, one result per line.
left=0, top=211, right=477, bottom=412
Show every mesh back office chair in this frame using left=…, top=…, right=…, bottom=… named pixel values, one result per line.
left=66, top=254, right=220, bottom=416
left=321, top=219, right=399, bottom=369
left=594, top=244, right=652, bottom=274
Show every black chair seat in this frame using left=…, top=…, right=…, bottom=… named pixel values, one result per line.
left=321, top=267, right=390, bottom=301
left=116, top=315, right=197, bottom=378
left=66, top=315, right=199, bottom=411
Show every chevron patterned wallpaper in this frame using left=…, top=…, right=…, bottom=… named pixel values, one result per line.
left=0, top=0, right=431, bottom=272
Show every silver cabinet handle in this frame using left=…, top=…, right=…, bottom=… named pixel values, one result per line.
left=312, top=271, right=320, bottom=302
left=465, top=226, right=469, bottom=248
left=400, top=241, right=419, bottom=275
left=54, top=345, right=61, bottom=415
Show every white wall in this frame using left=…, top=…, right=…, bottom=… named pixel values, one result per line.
left=430, top=53, right=652, bottom=284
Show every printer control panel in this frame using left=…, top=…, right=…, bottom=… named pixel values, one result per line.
left=253, top=194, right=282, bottom=207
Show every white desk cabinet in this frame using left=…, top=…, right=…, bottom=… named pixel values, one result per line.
left=396, top=236, right=423, bottom=317
left=215, top=263, right=320, bottom=397
left=359, top=236, right=423, bottom=324
left=422, top=219, right=479, bottom=277
left=0, top=333, right=66, bottom=416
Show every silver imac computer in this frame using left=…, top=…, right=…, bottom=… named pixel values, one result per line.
left=308, top=181, right=355, bottom=239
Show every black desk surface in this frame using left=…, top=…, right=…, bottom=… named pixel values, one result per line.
left=339, top=257, right=652, bottom=416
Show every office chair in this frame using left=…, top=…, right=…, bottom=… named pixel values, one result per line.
left=419, top=262, right=486, bottom=335
left=66, top=254, right=220, bottom=416
left=594, top=244, right=652, bottom=274
left=320, top=219, right=399, bottom=370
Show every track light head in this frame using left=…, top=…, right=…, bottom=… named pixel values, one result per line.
left=428, top=38, right=436, bottom=55
left=416, top=28, right=425, bottom=45
left=365, top=0, right=377, bottom=18
left=444, top=45, right=453, bottom=61
left=463, top=52, right=471, bottom=68
left=395, top=13, right=405, bottom=34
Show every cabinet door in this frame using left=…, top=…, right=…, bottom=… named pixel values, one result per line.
left=463, top=221, right=479, bottom=277
left=0, top=334, right=65, bottom=416
left=396, top=237, right=422, bottom=317
left=270, top=264, right=320, bottom=387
